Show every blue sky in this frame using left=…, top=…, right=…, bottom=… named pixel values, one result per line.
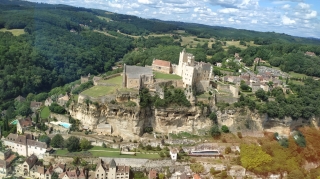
left=27, top=0, right=320, bottom=38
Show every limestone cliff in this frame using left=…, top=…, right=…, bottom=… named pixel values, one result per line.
left=69, top=102, right=318, bottom=139
left=69, top=102, right=212, bottom=139
left=217, top=108, right=318, bottom=137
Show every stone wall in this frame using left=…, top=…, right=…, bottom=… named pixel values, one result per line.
left=50, top=113, right=69, bottom=123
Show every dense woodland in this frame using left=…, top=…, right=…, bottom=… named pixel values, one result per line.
left=1, top=0, right=320, bottom=119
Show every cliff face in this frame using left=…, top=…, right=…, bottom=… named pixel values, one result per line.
left=217, top=108, right=318, bottom=136
left=69, top=102, right=317, bottom=139
left=69, top=102, right=212, bottom=139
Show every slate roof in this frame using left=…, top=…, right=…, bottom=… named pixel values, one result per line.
left=27, top=139, right=47, bottom=149
left=15, top=95, right=25, bottom=102
left=25, top=154, right=38, bottom=168
left=109, top=159, right=116, bottom=168
left=30, top=101, right=42, bottom=108
left=152, top=59, right=171, bottom=67
left=125, top=65, right=153, bottom=79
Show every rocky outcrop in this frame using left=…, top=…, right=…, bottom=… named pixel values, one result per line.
left=69, top=101, right=319, bottom=139
left=69, top=102, right=212, bottom=139
left=217, top=108, right=318, bottom=137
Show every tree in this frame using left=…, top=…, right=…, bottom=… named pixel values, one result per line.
left=221, top=125, right=230, bottom=133
left=210, top=125, right=221, bottom=138
left=102, top=142, right=107, bottom=148
left=225, top=147, right=232, bottom=154
left=66, top=136, right=80, bottom=152
left=287, top=170, right=304, bottom=179
left=255, top=89, right=268, bottom=101
left=80, top=138, right=91, bottom=151
left=209, top=112, right=217, bottom=123
left=51, top=172, right=59, bottom=179
left=50, top=134, right=64, bottom=148
left=190, top=163, right=204, bottom=173
left=159, top=173, right=165, bottom=179
left=220, top=171, right=228, bottom=179
left=39, top=135, right=51, bottom=145
left=240, top=144, right=272, bottom=171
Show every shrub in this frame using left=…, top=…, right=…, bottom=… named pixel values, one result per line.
left=221, top=125, right=230, bottom=133
left=237, top=132, right=242, bottom=138
left=225, top=147, right=231, bottom=154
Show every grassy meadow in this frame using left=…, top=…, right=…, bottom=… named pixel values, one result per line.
left=0, top=28, right=25, bottom=36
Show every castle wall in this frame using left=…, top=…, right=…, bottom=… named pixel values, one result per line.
left=152, top=65, right=172, bottom=74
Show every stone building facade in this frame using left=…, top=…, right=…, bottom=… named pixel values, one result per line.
left=175, top=49, right=212, bottom=92
left=122, top=64, right=154, bottom=89
left=152, top=59, right=172, bottom=74
left=95, top=159, right=130, bottom=179
left=3, top=134, right=47, bottom=159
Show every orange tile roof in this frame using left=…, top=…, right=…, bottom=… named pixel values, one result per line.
left=153, top=59, right=171, bottom=67
left=193, top=174, right=201, bottom=179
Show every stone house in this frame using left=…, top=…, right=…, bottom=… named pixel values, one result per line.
left=30, top=101, right=42, bottom=112
left=123, top=64, right=154, bottom=90
left=169, top=148, right=178, bottom=161
left=254, top=58, right=266, bottom=64
left=216, top=63, right=222, bottom=67
left=17, top=117, right=33, bottom=134
left=95, top=159, right=130, bottom=179
left=81, top=73, right=90, bottom=84
left=148, top=169, right=158, bottom=179
left=58, top=168, right=86, bottom=179
left=45, top=97, right=53, bottom=106
left=152, top=59, right=172, bottom=74
left=57, top=94, right=70, bottom=106
left=53, top=163, right=66, bottom=174
left=21, top=154, right=38, bottom=176
left=3, top=133, right=47, bottom=159
left=0, top=150, right=16, bottom=176
left=15, top=95, right=26, bottom=102
left=305, top=51, right=316, bottom=56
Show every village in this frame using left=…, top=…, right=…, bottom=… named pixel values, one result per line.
left=0, top=49, right=295, bottom=179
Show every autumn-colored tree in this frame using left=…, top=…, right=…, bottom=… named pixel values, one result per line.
left=240, top=144, right=272, bottom=172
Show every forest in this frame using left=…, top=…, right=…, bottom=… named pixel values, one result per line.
left=0, top=0, right=320, bottom=121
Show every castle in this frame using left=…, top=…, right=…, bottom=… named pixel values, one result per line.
left=122, top=49, right=213, bottom=93
left=175, top=49, right=213, bottom=92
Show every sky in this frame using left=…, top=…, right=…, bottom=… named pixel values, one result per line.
left=27, top=0, right=320, bottom=38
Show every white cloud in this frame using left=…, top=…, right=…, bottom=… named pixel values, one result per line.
left=297, top=2, right=310, bottom=10
left=282, top=4, right=290, bottom=9
left=282, top=15, right=296, bottom=25
left=24, top=0, right=320, bottom=38
left=137, top=0, right=157, bottom=5
left=219, top=8, right=239, bottom=13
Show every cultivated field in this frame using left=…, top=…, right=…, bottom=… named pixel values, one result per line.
left=81, top=76, right=122, bottom=97
left=0, top=28, right=25, bottom=36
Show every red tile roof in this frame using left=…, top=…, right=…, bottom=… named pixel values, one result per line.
left=152, top=59, right=171, bottom=67
left=149, top=169, right=157, bottom=179
left=193, top=174, right=201, bottom=179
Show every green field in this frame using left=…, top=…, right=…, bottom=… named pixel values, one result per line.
left=94, top=30, right=117, bottom=38
left=81, top=76, right=122, bottom=97
left=154, top=72, right=182, bottom=80
left=90, top=151, right=160, bottom=159
left=40, top=106, right=50, bottom=119
left=97, top=16, right=112, bottom=22
left=288, top=71, right=307, bottom=78
left=0, top=28, right=25, bottom=36
left=55, top=147, right=161, bottom=159
left=224, top=41, right=259, bottom=49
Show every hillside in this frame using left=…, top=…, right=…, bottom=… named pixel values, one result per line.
left=0, top=0, right=320, bottom=111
